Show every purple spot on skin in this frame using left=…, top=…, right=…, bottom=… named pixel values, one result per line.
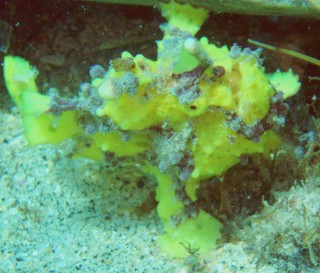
left=89, top=65, right=105, bottom=79
left=179, top=168, right=191, bottom=181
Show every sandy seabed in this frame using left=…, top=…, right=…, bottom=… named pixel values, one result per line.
left=0, top=108, right=178, bottom=273
left=1, top=107, right=319, bottom=273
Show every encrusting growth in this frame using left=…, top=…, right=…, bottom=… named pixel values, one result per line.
left=4, top=1, right=301, bottom=257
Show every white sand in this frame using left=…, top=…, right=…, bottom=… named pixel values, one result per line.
left=0, top=108, right=179, bottom=272
left=1, top=106, right=319, bottom=273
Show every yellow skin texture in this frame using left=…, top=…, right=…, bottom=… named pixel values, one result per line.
left=4, top=2, right=300, bottom=257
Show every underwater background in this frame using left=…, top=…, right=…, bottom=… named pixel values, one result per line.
left=0, top=0, right=319, bottom=272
